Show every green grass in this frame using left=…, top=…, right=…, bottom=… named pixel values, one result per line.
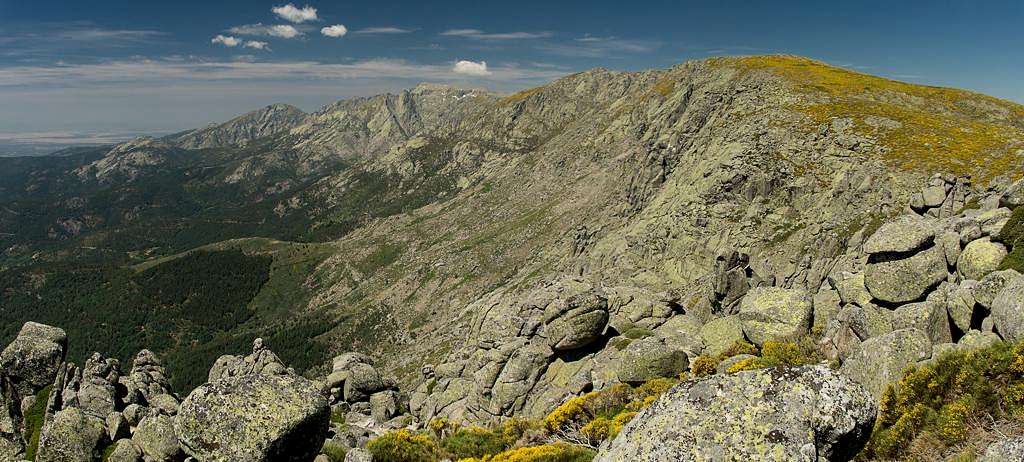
left=24, top=385, right=51, bottom=460
left=999, top=206, right=1024, bottom=273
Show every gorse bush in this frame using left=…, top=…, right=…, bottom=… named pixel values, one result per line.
left=458, top=443, right=595, bottom=462
left=999, top=205, right=1024, bottom=273
left=542, top=377, right=679, bottom=446
left=366, top=429, right=438, bottom=462
left=863, top=340, right=1024, bottom=460
left=726, top=340, right=819, bottom=373
left=441, top=426, right=509, bottom=460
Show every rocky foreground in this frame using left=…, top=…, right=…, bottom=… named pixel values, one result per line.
left=0, top=173, right=1021, bottom=461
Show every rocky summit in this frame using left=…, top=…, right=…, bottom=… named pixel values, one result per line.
left=2, top=55, right=1024, bottom=461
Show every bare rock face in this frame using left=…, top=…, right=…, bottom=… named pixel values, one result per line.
left=36, top=407, right=109, bottom=462
left=0, top=322, right=67, bottom=396
left=737, top=287, right=812, bottom=345
left=595, top=365, right=876, bottom=462
left=208, top=338, right=294, bottom=381
left=176, top=374, right=330, bottom=462
left=865, top=245, right=948, bottom=305
left=839, top=328, right=932, bottom=399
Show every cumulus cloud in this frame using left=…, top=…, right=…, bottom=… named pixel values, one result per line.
left=453, top=60, right=490, bottom=76
left=272, top=4, right=318, bottom=23
left=441, top=29, right=551, bottom=40
left=321, top=25, right=348, bottom=38
left=211, top=35, right=242, bottom=47
left=244, top=40, right=269, bottom=50
left=228, top=24, right=302, bottom=39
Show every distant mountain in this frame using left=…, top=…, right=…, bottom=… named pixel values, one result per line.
left=167, top=103, right=307, bottom=149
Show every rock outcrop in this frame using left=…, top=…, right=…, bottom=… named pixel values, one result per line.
left=595, top=365, right=876, bottom=461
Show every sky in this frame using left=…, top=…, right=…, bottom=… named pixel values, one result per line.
left=0, top=0, right=1022, bottom=140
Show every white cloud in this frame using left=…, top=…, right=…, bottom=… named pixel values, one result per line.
left=244, top=40, right=269, bottom=50
left=321, top=25, right=348, bottom=38
left=272, top=4, right=318, bottom=23
left=228, top=24, right=302, bottom=39
left=269, top=25, right=301, bottom=38
left=441, top=29, right=551, bottom=40
left=352, top=27, right=413, bottom=34
left=453, top=60, right=490, bottom=76
left=211, top=35, right=242, bottom=47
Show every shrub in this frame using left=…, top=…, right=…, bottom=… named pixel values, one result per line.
left=724, top=340, right=819, bottom=373
left=690, top=355, right=718, bottom=377
left=863, top=341, right=1024, bottom=459
left=366, top=429, right=438, bottom=462
left=441, top=426, right=508, bottom=459
left=999, top=206, right=1024, bottom=272
left=321, top=440, right=348, bottom=462
left=720, top=340, right=758, bottom=358
left=459, top=443, right=596, bottom=462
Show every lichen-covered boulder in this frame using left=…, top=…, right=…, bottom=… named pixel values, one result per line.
left=208, top=338, right=293, bottom=381
left=176, top=373, right=330, bottom=462
left=993, top=276, right=1024, bottom=342
left=865, top=245, right=948, bottom=304
left=125, top=349, right=175, bottom=406
left=977, top=270, right=1022, bottom=309
left=863, top=215, right=935, bottom=254
left=543, top=291, right=609, bottom=351
left=737, top=287, right=812, bottom=345
left=343, top=363, right=386, bottom=403
left=839, top=328, right=932, bottom=399
left=0, top=322, right=67, bottom=396
left=344, top=448, right=373, bottom=462
left=892, top=301, right=952, bottom=344
left=615, top=337, right=688, bottom=384
left=36, top=407, right=109, bottom=462
left=595, top=365, right=876, bottom=462
left=132, top=414, right=182, bottom=461
left=369, top=390, right=399, bottom=424
left=699, top=315, right=745, bottom=357
left=106, top=439, right=143, bottom=462
left=958, top=238, right=1008, bottom=281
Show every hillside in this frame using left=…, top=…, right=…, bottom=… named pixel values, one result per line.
left=1, top=55, right=1022, bottom=394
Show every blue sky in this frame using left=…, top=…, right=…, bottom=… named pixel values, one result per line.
left=0, top=0, right=1022, bottom=139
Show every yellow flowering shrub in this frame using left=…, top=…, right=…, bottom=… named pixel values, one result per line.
left=366, top=429, right=437, bottom=462
left=690, top=355, right=718, bottom=377
left=457, top=443, right=595, bottom=462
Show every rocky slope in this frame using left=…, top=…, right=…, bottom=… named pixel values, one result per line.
left=1, top=55, right=1024, bottom=460
left=168, top=103, right=307, bottom=150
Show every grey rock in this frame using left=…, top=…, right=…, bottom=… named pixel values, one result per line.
left=938, top=231, right=962, bottom=267
left=1002, top=179, right=1024, bottom=209
left=106, top=439, right=143, bottom=462
left=863, top=215, right=935, bottom=254
left=595, top=365, right=876, bottom=462
left=698, top=315, right=745, bottom=357
left=957, top=330, right=1001, bottom=351
left=543, top=290, right=609, bottom=351
left=176, top=373, right=330, bottom=462
left=107, top=411, right=131, bottom=441
left=36, top=407, right=109, bottom=462
left=132, top=414, right=182, bottom=461
left=992, top=276, right=1024, bottom=342
left=0, top=322, right=67, bottom=396
left=332, top=353, right=374, bottom=373
left=981, top=436, right=1024, bottom=462
left=737, top=287, right=812, bottom=345
left=343, top=363, right=386, bottom=403
left=345, top=447, right=373, bottom=462
left=958, top=237, right=1008, bottom=281
left=865, top=245, right=948, bottom=304
left=839, top=328, right=932, bottom=399
left=369, top=390, right=399, bottom=424
left=125, top=350, right=175, bottom=406
left=977, top=270, right=1023, bottom=309
left=831, top=272, right=872, bottom=307
left=616, top=337, right=688, bottom=384
left=208, top=338, right=293, bottom=381
left=892, top=301, right=952, bottom=344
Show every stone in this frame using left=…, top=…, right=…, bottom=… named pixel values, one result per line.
left=106, top=439, right=143, bottom=462
left=132, top=414, right=182, bottom=461
left=981, top=436, right=1024, bottom=462
left=958, top=238, right=1008, bottom=281
left=653, top=314, right=704, bottom=358
left=831, top=272, right=872, bottom=307
left=865, top=245, right=948, bottom=304
left=863, top=215, right=935, bottom=254
left=125, top=350, right=175, bottom=406
left=892, top=301, right=952, bottom=344
left=343, top=363, right=386, bottom=403
left=176, top=373, right=330, bottom=462
left=715, top=354, right=757, bottom=374
left=543, top=291, right=609, bottom=351
left=938, top=231, right=962, bottom=267
left=208, top=339, right=293, bottom=381
left=737, top=287, right=812, bottom=345
left=839, top=328, right=932, bottom=399
left=0, top=322, right=67, bottom=396
left=1002, top=179, right=1024, bottom=209
left=332, top=353, right=374, bottom=373
left=616, top=337, right=689, bottom=384
left=369, top=390, right=399, bottom=424
left=148, top=393, right=180, bottom=416
left=977, top=270, right=1022, bottom=309
left=957, top=330, right=1001, bottom=351
left=698, top=315, right=745, bottom=357
left=122, top=404, right=146, bottom=427
left=992, top=276, right=1024, bottom=342
left=595, top=365, right=876, bottom=462
left=36, top=407, right=109, bottom=462
left=107, top=411, right=131, bottom=441
left=921, top=185, right=947, bottom=207
left=345, top=448, right=373, bottom=462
